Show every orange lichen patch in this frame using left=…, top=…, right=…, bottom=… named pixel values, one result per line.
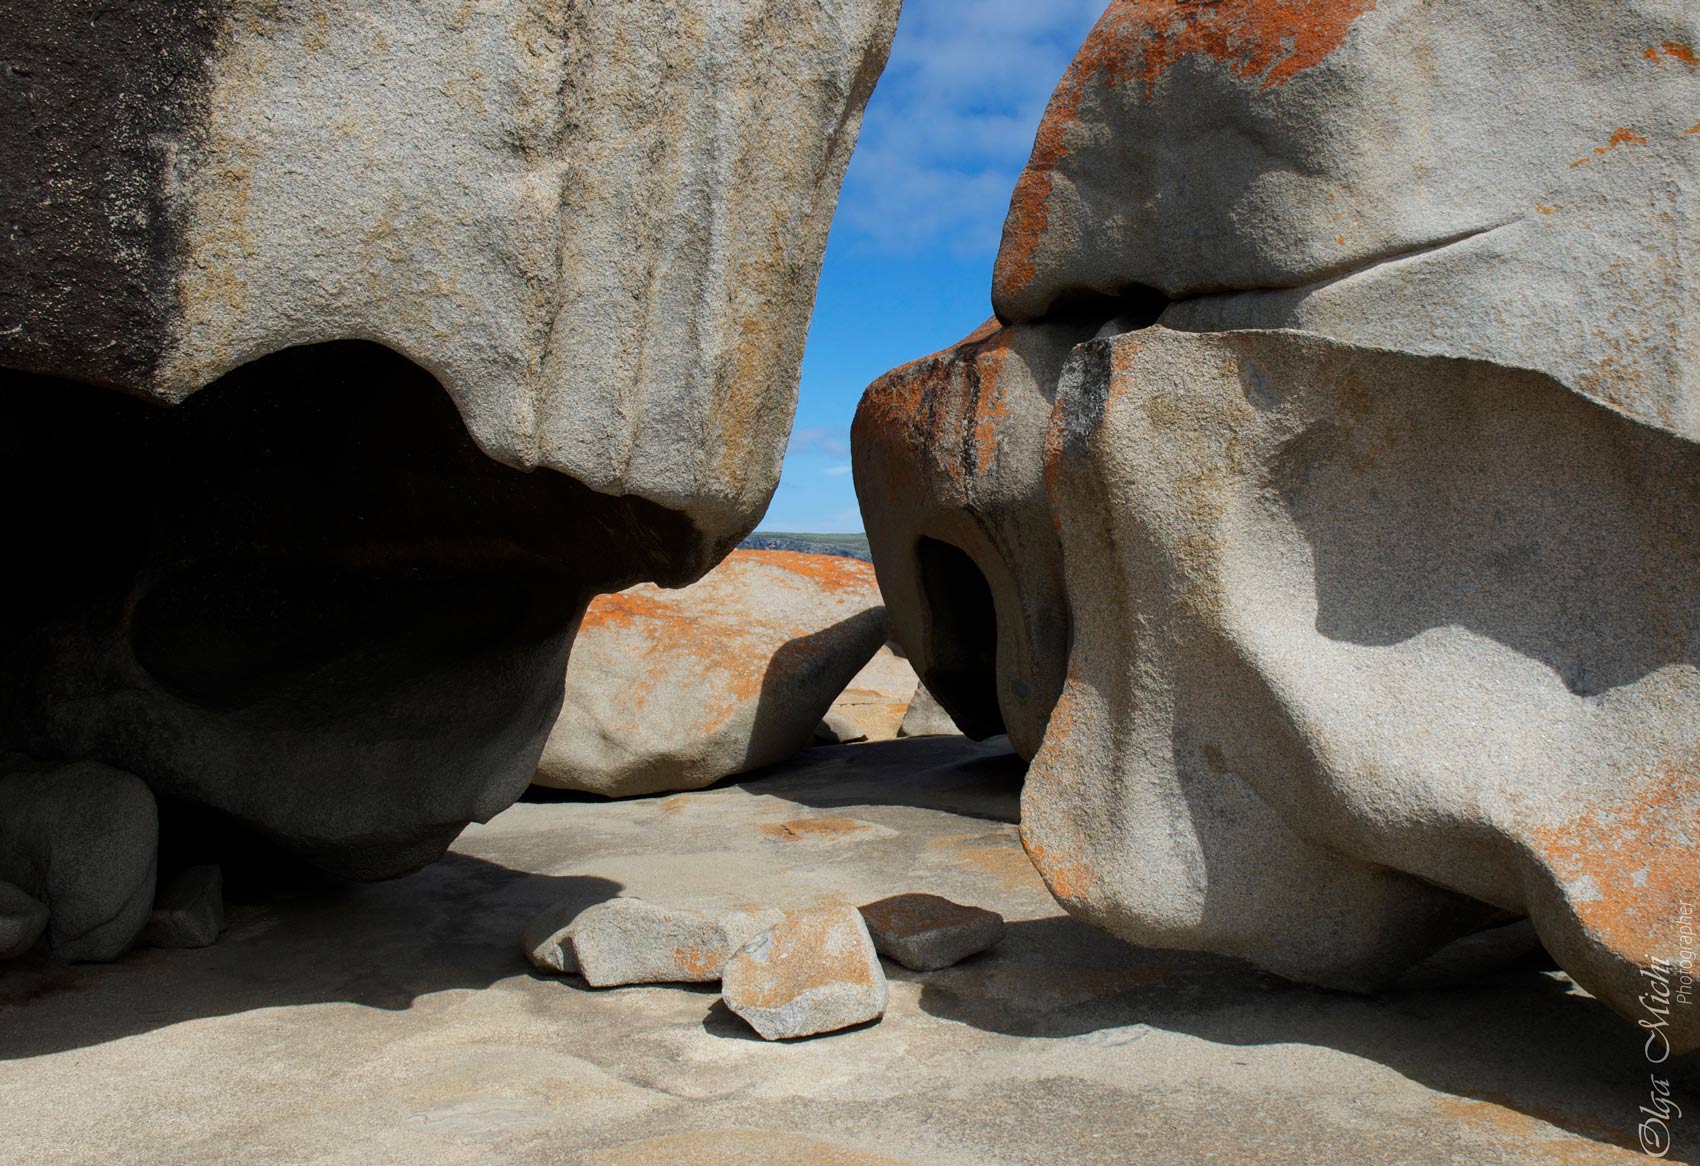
left=671, top=943, right=723, bottom=979
left=1571, top=127, right=1650, bottom=167
left=578, top=587, right=684, bottom=634
left=1003, top=0, right=1380, bottom=305
left=1659, top=41, right=1699, bottom=66
left=1431, top=1097, right=1642, bottom=1162
left=1112, top=0, right=1379, bottom=97
left=1524, top=753, right=1698, bottom=964
left=860, top=893, right=996, bottom=939
left=1687, top=124, right=1700, bottom=136
left=854, top=321, right=1019, bottom=502
left=726, top=907, right=880, bottom=1011
left=926, top=832, right=1045, bottom=892
left=657, top=796, right=689, bottom=816
left=1022, top=839, right=1097, bottom=902
left=736, top=550, right=875, bottom=598
left=1537, top=203, right=1559, bottom=215
left=759, top=817, right=878, bottom=842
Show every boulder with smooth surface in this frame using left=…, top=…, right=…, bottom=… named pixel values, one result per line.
left=536, top=551, right=889, bottom=797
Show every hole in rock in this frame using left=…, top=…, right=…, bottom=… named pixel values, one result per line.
left=1036, top=284, right=1172, bottom=337
left=0, top=341, right=701, bottom=880
left=914, top=538, right=1006, bottom=740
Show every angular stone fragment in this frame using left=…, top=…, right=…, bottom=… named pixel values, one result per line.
left=569, top=899, right=740, bottom=988
left=826, top=644, right=920, bottom=742
left=536, top=552, right=889, bottom=796
left=859, top=894, right=1005, bottom=972
left=897, top=685, right=961, bottom=739
left=0, top=880, right=49, bottom=961
left=522, top=900, right=587, bottom=976
left=814, top=713, right=869, bottom=747
left=722, top=905, right=888, bottom=1040
left=139, top=866, right=224, bottom=950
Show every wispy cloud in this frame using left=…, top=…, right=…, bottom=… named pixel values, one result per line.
left=787, top=426, right=851, bottom=459
left=838, top=0, right=1106, bottom=257
left=822, top=463, right=854, bottom=477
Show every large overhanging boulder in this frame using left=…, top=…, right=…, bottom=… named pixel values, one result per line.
left=854, top=0, right=1700, bottom=1052
left=0, top=0, right=899, bottom=959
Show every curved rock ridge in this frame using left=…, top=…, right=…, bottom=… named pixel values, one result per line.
left=0, top=1, right=900, bottom=961
left=535, top=551, right=888, bottom=797
left=994, top=0, right=1700, bottom=443
left=855, top=1, right=1700, bottom=1051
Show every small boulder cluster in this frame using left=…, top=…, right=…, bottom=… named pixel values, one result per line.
left=524, top=892, right=1004, bottom=1041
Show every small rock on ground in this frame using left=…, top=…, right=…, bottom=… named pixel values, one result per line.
left=139, top=866, right=224, bottom=950
left=859, top=893, right=1005, bottom=972
left=522, top=899, right=587, bottom=974
left=897, top=685, right=961, bottom=738
left=571, top=898, right=741, bottom=987
left=0, top=880, right=49, bottom=960
left=722, top=904, right=888, bottom=1040
left=813, top=712, right=868, bottom=746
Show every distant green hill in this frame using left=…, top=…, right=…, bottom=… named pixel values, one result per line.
left=739, top=531, right=870, bottom=562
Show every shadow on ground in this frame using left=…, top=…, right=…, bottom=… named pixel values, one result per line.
left=0, top=856, right=621, bottom=1061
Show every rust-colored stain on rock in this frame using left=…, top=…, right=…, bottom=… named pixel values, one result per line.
left=760, top=817, right=878, bottom=842
left=860, top=892, right=994, bottom=939
left=1430, top=1096, right=1643, bottom=1163
left=1526, top=753, right=1698, bottom=966
left=1571, top=126, right=1649, bottom=167
left=730, top=908, right=880, bottom=1011
left=997, top=1, right=1375, bottom=304
left=1657, top=41, right=1699, bottom=66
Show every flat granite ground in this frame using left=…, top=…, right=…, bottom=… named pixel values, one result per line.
left=1, top=737, right=1692, bottom=1165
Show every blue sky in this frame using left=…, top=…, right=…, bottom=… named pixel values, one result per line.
left=756, top=0, right=1105, bottom=534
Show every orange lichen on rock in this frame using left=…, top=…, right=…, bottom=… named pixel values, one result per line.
left=1659, top=41, right=1699, bottom=66
left=1571, top=126, right=1650, bottom=166
left=998, top=1, right=1376, bottom=303
left=723, top=906, right=882, bottom=1012
left=1525, top=753, right=1698, bottom=964
left=759, top=817, right=878, bottom=842
left=738, top=549, right=876, bottom=598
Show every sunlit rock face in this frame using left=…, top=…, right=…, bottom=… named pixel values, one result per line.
left=856, top=0, right=1700, bottom=1051
left=534, top=550, right=887, bottom=798
left=0, top=0, right=899, bottom=957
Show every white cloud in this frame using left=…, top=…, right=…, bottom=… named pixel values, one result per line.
left=838, top=0, right=1107, bottom=256
left=822, top=463, right=854, bottom=477
left=787, top=426, right=851, bottom=458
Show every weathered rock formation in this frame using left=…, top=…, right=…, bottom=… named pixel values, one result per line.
left=535, top=551, right=889, bottom=797
left=855, top=0, right=1700, bottom=1052
left=824, top=644, right=920, bottom=743
left=0, top=0, right=899, bottom=960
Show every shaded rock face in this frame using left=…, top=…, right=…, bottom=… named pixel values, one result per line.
left=854, top=1, right=1700, bottom=1051
left=0, top=0, right=899, bottom=956
left=535, top=552, right=888, bottom=797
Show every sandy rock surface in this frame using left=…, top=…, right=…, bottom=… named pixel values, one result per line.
left=536, top=551, right=888, bottom=797
left=0, top=737, right=1683, bottom=1166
